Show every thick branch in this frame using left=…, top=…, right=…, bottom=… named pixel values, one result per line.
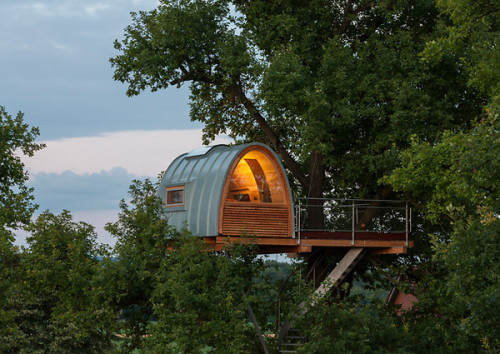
left=357, top=185, right=394, bottom=228
left=168, top=68, right=310, bottom=189
left=169, top=66, right=220, bottom=87
left=337, top=0, right=353, bottom=34
left=231, top=85, right=310, bottom=189
left=337, top=1, right=375, bottom=34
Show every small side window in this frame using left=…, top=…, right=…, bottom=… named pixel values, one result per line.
left=166, top=187, right=184, bottom=207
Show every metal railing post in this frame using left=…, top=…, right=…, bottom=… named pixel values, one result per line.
left=405, top=202, right=409, bottom=247
left=297, top=202, right=301, bottom=244
left=351, top=200, right=355, bottom=246
left=410, top=206, right=412, bottom=233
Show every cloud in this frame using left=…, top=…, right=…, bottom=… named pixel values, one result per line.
left=1, top=0, right=198, bottom=141
left=84, top=3, right=112, bottom=16
left=71, top=209, right=120, bottom=246
left=23, top=129, right=233, bottom=177
left=29, top=3, right=52, bottom=16
left=29, top=167, right=137, bottom=212
left=49, top=41, right=72, bottom=52
left=22, top=1, right=149, bottom=18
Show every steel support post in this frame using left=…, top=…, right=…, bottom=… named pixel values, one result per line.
left=405, top=202, right=409, bottom=247
left=351, top=201, right=355, bottom=245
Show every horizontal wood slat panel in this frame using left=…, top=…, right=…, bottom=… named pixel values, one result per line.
left=221, top=204, right=291, bottom=238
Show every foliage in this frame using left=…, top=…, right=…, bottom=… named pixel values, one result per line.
left=383, top=1, right=500, bottom=349
left=144, top=235, right=265, bottom=353
left=6, top=211, right=114, bottom=353
left=0, top=229, right=22, bottom=352
left=0, top=106, right=44, bottom=229
left=385, top=98, right=500, bottom=351
left=109, top=3, right=497, bottom=350
left=297, top=295, right=409, bottom=353
left=0, top=107, right=44, bottom=351
left=2, top=1, right=494, bottom=352
left=385, top=104, right=499, bottom=225
left=102, top=179, right=281, bottom=352
left=423, top=0, right=499, bottom=99
left=111, top=0, right=482, bottom=200
left=402, top=218, right=500, bottom=352
left=102, top=179, right=175, bottom=351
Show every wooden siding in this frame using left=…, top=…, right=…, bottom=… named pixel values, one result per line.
left=221, top=203, right=291, bottom=238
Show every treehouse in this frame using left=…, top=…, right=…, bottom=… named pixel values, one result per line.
left=159, top=143, right=413, bottom=255
left=159, top=142, right=414, bottom=351
left=159, top=143, right=293, bottom=247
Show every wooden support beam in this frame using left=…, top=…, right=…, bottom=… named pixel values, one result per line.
left=258, top=245, right=312, bottom=254
left=200, top=235, right=413, bottom=254
left=243, top=290, right=270, bottom=354
left=311, top=248, right=367, bottom=303
left=278, top=248, right=368, bottom=345
left=370, top=247, right=407, bottom=255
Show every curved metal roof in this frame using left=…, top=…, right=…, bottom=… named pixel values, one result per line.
left=158, top=143, right=293, bottom=237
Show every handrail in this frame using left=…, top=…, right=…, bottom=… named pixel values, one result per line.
left=294, top=198, right=411, bottom=242
left=281, top=198, right=412, bottom=341
left=297, top=197, right=409, bottom=202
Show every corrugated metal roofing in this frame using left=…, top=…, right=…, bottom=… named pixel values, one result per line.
left=158, top=143, right=292, bottom=237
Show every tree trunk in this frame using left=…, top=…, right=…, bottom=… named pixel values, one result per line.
left=356, top=185, right=394, bottom=230
left=304, top=151, right=325, bottom=230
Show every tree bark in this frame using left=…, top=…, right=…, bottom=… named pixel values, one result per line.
left=231, top=85, right=310, bottom=189
left=304, top=151, right=326, bottom=229
left=356, top=185, right=394, bottom=230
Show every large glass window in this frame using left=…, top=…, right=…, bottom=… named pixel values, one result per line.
left=226, top=150, right=284, bottom=204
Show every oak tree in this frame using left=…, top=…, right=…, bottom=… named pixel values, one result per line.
left=111, top=0, right=482, bottom=202
left=0, top=107, right=44, bottom=351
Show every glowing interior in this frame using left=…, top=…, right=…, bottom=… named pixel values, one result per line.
left=226, top=150, right=284, bottom=204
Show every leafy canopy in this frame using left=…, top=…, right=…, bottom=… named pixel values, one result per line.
left=6, top=211, right=115, bottom=353
left=0, top=107, right=44, bottom=349
left=0, top=106, right=44, bottom=230
left=145, top=234, right=265, bottom=353
left=111, top=0, right=483, bottom=198
left=102, top=179, right=174, bottom=351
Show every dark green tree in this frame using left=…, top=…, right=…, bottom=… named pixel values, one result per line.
left=111, top=0, right=482, bottom=202
left=423, top=0, right=499, bottom=100
left=297, top=296, right=409, bottom=353
left=385, top=106, right=500, bottom=351
left=0, top=106, right=44, bottom=229
left=0, top=228, right=23, bottom=352
left=110, top=1, right=498, bottom=351
left=102, top=179, right=175, bottom=351
left=383, top=0, right=500, bottom=349
left=145, top=234, right=266, bottom=353
left=9, top=211, right=115, bottom=353
left=0, top=106, right=44, bottom=351
left=103, top=179, right=274, bottom=352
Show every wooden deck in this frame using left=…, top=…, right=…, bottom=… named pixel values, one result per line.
left=204, top=230, right=412, bottom=255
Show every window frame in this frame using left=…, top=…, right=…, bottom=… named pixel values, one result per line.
left=165, top=186, right=185, bottom=207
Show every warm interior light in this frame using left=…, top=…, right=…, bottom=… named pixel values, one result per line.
left=226, top=150, right=284, bottom=203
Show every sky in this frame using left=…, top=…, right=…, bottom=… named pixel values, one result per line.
left=1, top=0, right=231, bottom=246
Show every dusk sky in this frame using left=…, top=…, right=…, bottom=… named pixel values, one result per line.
left=1, top=0, right=231, bottom=246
